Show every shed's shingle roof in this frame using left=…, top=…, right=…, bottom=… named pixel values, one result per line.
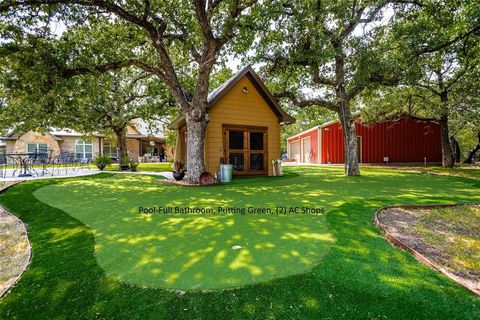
left=168, top=66, right=295, bottom=129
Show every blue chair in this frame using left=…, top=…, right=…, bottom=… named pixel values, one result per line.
left=37, top=152, right=54, bottom=176
left=55, top=151, right=71, bottom=174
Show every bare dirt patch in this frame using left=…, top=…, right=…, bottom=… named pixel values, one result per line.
left=0, top=182, right=31, bottom=298
left=377, top=205, right=480, bottom=296
left=0, top=206, right=31, bottom=298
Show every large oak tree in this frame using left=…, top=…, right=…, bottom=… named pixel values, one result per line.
left=361, top=0, right=480, bottom=167
left=1, top=0, right=260, bottom=182
left=253, top=0, right=416, bottom=176
left=61, top=68, right=172, bottom=162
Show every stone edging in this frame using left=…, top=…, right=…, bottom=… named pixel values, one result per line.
left=374, top=203, right=480, bottom=297
left=0, top=181, right=33, bottom=299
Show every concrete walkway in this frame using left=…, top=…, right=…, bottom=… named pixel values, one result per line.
left=0, top=169, right=173, bottom=182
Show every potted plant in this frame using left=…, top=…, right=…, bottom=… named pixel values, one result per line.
left=172, top=161, right=186, bottom=180
left=119, top=156, right=130, bottom=171
left=94, top=155, right=113, bottom=171
left=129, top=158, right=139, bottom=172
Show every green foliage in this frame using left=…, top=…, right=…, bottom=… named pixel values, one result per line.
left=128, top=158, right=139, bottom=171
left=164, top=128, right=178, bottom=150
left=120, top=156, right=130, bottom=166
left=358, top=0, right=480, bottom=160
left=281, top=107, right=336, bottom=150
left=104, top=162, right=171, bottom=172
left=93, top=155, right=113, bottom=171
left=253, top=1, right=409, bottom=104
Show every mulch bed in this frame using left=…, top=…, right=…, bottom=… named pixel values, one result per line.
left=0, top=182, right=32, bottom=298
left=375, top=205, right=480, bottom=296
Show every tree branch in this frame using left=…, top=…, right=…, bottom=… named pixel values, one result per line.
left=62, top=59, right=163, bottom=79
left=346, top=84, right=366, bottom=100
left=217, top=0, right=258, bottom=45
left=417, top=83, right=440, bottom=96
left=275, top=91, right=339, bottom=112
left=417, top=25, right=480, bottom=55
left=194, top=0, right=215, bottom=41
left=312, top=71, right=337, bottom=87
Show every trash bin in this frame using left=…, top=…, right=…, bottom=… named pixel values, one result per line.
left=277, top=160, right=283, bottom=176
left=220, top=164, right=233, bottom=183
left=272, top=160, right=283, bottom=176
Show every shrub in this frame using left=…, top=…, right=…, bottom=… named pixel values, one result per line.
left=94, top=156, right=113, bottom=171
left=129, top=158, right=139, bottom=172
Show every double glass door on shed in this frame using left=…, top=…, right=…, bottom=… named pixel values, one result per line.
left=223, top=125, right=268, bottom=175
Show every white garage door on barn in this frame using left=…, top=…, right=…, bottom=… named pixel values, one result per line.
left=289, top=140, right=301, bottom=162
left=302, top=137, right=311, bottom=163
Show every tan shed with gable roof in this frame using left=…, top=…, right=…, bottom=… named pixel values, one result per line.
left=169, top=66, right=295, bottom=176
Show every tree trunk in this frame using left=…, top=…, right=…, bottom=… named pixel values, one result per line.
left=185, top=109, right=207, bottom=183
left=338, top=106, right=360, bottom=176
left=450, top=136, right=461, bottom=163
left=463, top=129, right=480, bottom=164
left=439, top=115, right=454, bottom=168
left=114, top=127, right=128, bottom=164
left=334, top=46, right=360, bottom=176
left=437, top=87, right=454, bottom=168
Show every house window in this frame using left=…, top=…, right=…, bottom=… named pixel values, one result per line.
left=27, top=143, right=48, bottom=154
left=75, top=140, right=93, bottom=159
left=103, top=141, right=118, bottom=158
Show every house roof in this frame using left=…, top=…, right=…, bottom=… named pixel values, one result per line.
left=131, top=119, right=165, bottom=139
left=286, top=112, right=362, bottom=141
left=286, top=112, right=438, bottom=141
left=168, top=66, right=295, bottom=130
left=0, top=122, right=164, bottom=141
left=1, top=131, right=64, bottom=140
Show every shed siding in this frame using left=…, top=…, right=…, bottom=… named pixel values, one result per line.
left=287, top=128, right=319, bottom=163
left=205, top=75, right=281, bottom=176
left=320, top=118, right=442, bottom=164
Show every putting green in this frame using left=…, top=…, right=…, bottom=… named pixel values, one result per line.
left=33, top=174, right=333, bottom=290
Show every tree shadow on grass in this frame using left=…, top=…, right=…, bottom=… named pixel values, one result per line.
left=32, top=174, right=334, bottom=290
left=0, top=169, right=479, bottom=319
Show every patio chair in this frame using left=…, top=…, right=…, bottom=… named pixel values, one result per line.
left=55, top=151, right=71, bottom=174
left=4, top=154, right=20, bottom=178
left=78, top=158, right=91, bottom=170
left=37, top=152, right=54, bottom=176
left=26, top=153, right=39, bottom=176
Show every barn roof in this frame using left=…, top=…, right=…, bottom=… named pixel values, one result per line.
left=168, top=66, right=295, bottom=129
left=286, top=112, right=439, bottom=141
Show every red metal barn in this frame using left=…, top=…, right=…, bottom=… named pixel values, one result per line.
left=287, top=117, right=442, bottom=164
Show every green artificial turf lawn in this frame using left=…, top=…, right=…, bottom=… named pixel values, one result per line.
left=0, top=167, right=479, bottom=319
left=33, top=174, right=333, bottom=290
left=105, top=162, right=172, bottom=172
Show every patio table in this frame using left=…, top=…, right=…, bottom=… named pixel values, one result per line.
left=6, top=153, right=38, bottom=177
